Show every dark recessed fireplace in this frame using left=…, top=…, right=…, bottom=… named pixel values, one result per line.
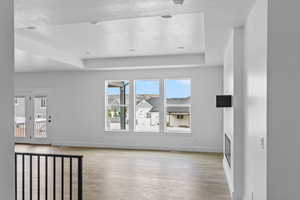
left=225, top=134, right=231, bottom=168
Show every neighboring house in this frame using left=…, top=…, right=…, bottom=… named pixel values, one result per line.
left=166, top=97, right=191, bottom=128
left=106, top=95, right=129, bottom=129
left=136, top=97, right=160, bottom=128
left=136, top=96, right=191, bottom=129
left=166, top=107, right=190, bottom=128
left=107, top=95, right=129, bottom=119
left=107, top=94, right=190, bottom=129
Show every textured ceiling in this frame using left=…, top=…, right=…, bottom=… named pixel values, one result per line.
left=14, top=0, right=254, bottom=71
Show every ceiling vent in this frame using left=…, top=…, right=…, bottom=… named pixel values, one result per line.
left=173, top=0, right=184, bottom=5
left=90, top=21, right=101, bottom=25
left=26, top=26, right=36, bottom=30
left=161, top=15, right=172, bottom=19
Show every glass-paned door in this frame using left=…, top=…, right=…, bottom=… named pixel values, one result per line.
left=33, top=96, right=47, bottom=138
left=14, top=97, right=26, bottom=138
left=14, top=95, right=49, bottom=144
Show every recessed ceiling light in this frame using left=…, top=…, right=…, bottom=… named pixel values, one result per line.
left=173, top=0, right=184, bottom=5
left=26, top=26, right=36, bottom=30
left=161, top=15, right=172, bottom=19
left=90, top=21, right=101, bottom=25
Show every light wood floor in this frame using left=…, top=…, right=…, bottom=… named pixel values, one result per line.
left=15, top=144, right=231, bottom=200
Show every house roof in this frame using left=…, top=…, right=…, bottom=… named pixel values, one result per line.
left=166, top=97, right=191, bottom=105
left=147, top=96, right=190, bottom=114
left=109, top=94, right=190, bottom=114
left=107, top=95, right=129, bottom=105
left=147, top=97, right=160, bottom=112
left=166, top=106, right=190, bottom=114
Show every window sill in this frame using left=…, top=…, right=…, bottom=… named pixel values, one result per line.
left=104, top=130, right=129, bottom=134
left=104, top=130, right=192, bottom=136
left=134, top=130, right=160, bottom=134
left=165, top=131, right=192, bottom=136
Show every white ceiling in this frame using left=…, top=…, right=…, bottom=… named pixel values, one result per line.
left=15, top=49, right=78, bottom=72
left=16, top=13, right=205, bottom=59
left=14, top=0, right=254, bottom=72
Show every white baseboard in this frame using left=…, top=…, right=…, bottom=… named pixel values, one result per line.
left=223, top=159, right=246, bottom=200
left=51, top=141, right=222, bottom=153
left=223, top=158, right=234, bottom=197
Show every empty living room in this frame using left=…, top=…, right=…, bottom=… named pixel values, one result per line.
left=1, top=0, right=300, bottom=200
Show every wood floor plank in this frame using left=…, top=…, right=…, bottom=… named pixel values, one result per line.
left=15, top=144, right=231, bottom=200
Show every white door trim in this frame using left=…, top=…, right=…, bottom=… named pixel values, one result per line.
left=14, top=89, right=51, bottom=145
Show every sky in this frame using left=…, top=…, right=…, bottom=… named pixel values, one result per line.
left=165, top=79, right=191, bottom=98
left=107, top=81, right=130, bottom=95
left=135, top=80, right=159, bottom=95
left=107, top=80, right=191, bottom=98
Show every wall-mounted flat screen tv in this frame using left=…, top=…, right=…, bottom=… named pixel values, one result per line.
left=216, top=95, right=232, bottom=108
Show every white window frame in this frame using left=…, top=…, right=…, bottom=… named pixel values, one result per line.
left=33, top=96, right=48, bottom=138
left=133, top=79, right=161, bottom=133
left=15, top=97, right=20, bottom=106
left=40, top=97, right=47, bottom=109
left=14, top=96, right=27, bottom=138
left=105, top=80, right=130, bottom=132
left=164, top=78, right=192, bottom=134
left=104, top=78, right=192, bottom=134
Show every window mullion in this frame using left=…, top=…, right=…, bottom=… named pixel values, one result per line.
left=129, top=80, right=135, bottom=133
left=160, top=79, right=165, bottom=133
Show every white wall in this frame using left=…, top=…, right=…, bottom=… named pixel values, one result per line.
left=223, top=27, right=244, bottom=200
left=223, top=31, right=234, bottom=193
left=244, top=0, right=268, bottom=199
left=267, top=0, right=300, bottom=199
left=0, top=0, right=14, bottom=198
left=15, top=67, right=223, bottom=152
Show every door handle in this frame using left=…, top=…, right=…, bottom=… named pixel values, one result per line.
left=48, top=115, right=52, bottom=123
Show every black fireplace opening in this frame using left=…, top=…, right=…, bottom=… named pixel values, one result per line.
left=225, top=134, right=231, bottom=168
